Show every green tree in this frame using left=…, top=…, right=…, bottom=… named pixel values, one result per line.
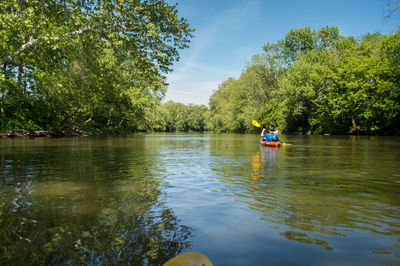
left=279, top=30, right=400, bottom=134
left=281, top=27, right=317, bottom=64
left=207, top=78, right=240, bottom=132
left=157, top=101, right=208, bottom=132
left=0, top=0, right=193, bottom=133
left=208, top=26, right=399, bottom=135
left=207, top=43, right=284, bottom=133
left=242, top=42, right=285, bottom=131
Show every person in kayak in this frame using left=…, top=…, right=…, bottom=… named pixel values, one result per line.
left=261, top=126, right=279, bottom=142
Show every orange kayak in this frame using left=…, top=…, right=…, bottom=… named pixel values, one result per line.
left=260, top=140, right=281, bottom=147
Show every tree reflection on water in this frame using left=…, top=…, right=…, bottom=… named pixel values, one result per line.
left=221, top=142, right=400, bottom=254
left=0, top=137, right=192, bottom=265
left=1, top=184, right=192, bottom=265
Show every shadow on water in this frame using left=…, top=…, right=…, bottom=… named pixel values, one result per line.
left=0, top=136, right=192, bottom=265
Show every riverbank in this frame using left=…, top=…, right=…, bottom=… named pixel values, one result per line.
left=0, top=129, right=89, bottom=138
left=1, top=128, right=398, bottom=138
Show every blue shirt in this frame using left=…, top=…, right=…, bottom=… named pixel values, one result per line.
left=263, top=133, right=279, bottom=142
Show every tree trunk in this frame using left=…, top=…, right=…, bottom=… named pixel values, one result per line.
left=0, top=89, right=4, bottom=115
left=107, top=107, right=113, bottom=126
left=18, top=63, right=23, bottom=94
left=1, top=26, right=97, bottom=65
left=85, top=113, right=94, bottom=123
left=349, top=117, right=357, bottom=133
left=1, top=63, right=6, bottom=115
left=115, top=117, right=124, bottom=128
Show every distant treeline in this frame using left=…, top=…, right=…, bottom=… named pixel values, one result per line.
left=151, top=101, right=208, bottom=132
left=1, top=0, right=399, bottom=137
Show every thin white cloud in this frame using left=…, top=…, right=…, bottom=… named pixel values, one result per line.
left=186, top=1, right=257, bottom=63
left=165, top=79, right=221, bottom=105
left=165, top=1, right=260, bottom=105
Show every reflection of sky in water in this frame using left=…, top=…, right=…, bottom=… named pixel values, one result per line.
left=159, top=134, right=400, bottom=265
left=0, top=134, right=399, bottom=265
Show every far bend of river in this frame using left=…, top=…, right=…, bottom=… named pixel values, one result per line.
left=0, top=134, right=400, bottom=265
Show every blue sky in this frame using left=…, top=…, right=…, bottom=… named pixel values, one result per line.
left=164, top=0, right=399, bottom=105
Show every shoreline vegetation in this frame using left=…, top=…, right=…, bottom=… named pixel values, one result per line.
left=0, top=129, right=86, bottom=138
left=1, top=2, right=399, bottom=137
left=2, top=128, right=397, bottom=139
left=206, top=27, right=400, bottom=136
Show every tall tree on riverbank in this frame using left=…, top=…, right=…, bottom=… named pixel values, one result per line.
left=207, top=26, right=400, bottom=135
left=207, top=42, right=285, bottom=133
left=0, top=0, right=193, bottom=133
left=279, top=30, right=400, bottom=134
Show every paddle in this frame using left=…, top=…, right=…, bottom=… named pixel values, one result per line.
left=252, top=120, right=291, bottom=146
left=252, top=120, right=261, bottom=128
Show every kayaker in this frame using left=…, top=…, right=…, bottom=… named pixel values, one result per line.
left=261, top=126, right=279, bottom=142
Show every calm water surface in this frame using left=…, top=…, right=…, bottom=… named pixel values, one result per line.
left=0, top=133, right=399, bottom=265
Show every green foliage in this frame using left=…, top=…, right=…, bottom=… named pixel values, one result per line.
left=207, top=44, right=284, bottom=133
left=207, top=26, right=400, bottom=135
left=1, top=2, right=398, bottom=137
left=157, top=101, right=208, bottom=132
left=0, top=0, right=193, bottom=134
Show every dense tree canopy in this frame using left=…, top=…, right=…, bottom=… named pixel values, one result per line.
left=207, top=26, right=400, bottom=135
left=1, top=1, right=398, bottom=137
left=0, top=0, right=193, bottom=134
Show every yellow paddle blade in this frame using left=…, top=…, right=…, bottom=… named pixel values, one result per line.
left=163, top=252, right=213, bottom=266
left=252, top=120, right=261, bottom=128
left=282, top=143, right=292, bottom=146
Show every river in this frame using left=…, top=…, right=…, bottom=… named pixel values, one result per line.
left=0, top=133, right=399, bottom=265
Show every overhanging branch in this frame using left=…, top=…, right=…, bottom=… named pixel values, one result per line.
left=0, top=26, right=97, bottom=65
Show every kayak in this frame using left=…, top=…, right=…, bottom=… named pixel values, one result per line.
left=260, top=140, right=281, bottom=147
left=163, top=252, right=213, bottom=266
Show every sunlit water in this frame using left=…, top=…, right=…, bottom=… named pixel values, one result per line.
left=0, top=133, right=399, bottom=265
